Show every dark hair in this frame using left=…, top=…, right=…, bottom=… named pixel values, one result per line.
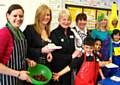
left=94, top=38, right=102, bottom=43
left=83, top=36, right=94, bottom=46
left=75, top=13, right=87, bottom=23
left=94, top=38, right=102, bottom=46
left=111, top=29, right=120, bottom=39
left=7, top=4, right=24, bottom=14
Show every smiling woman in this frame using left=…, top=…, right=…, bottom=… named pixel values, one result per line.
left=49, top=9, right=76, bottom=85
left=23, top=4, right=53, bottom=69
left=0, top=4, right=32, bottom=85
left=6, top=6, right=24, bottom=29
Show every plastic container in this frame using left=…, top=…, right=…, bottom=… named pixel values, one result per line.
left=28, top=64, right=52, bottom=85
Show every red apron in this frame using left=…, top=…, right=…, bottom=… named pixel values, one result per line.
left=94, top=52, right=102, bottom=82
left=94, top=62, right=99, bottom=83
left=75, top=53, right=99, bottom=85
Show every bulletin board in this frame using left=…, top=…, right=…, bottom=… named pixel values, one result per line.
left=97, top=10, right=108, bottom=20
left=84, top=8, right=96, bottom=30
left=65, top=4, right=111, bottom=30
left=67, top=7, right=82, bottom=22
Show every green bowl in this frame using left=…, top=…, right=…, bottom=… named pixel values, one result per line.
left=28, top=64, right=52, bottom=85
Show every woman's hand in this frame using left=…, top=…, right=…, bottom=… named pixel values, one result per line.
left=18, top=71, right=32, bottom=83
left=52, top=72, right=60, bottom=81
left=26, top=58, right=37, bottom=68
left=41, top=45, right=54, bottom=53
left=47, top=53, right=53, bottom=62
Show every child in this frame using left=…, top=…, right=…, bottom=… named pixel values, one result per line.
left=111, top=29, right=120, bottom=74
left=93, top=39, right=106, bottom=82
left=101, top=29, right=120, bottom=78
left=53, top=36, right=100, bottom=85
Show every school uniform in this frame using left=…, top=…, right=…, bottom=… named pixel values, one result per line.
left=112, top=40, right=120, bottom=66
left=111, top=40, right=120, bottom=75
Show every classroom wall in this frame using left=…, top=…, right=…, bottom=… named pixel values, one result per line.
left=20, top=0, right=49, bottom=31
left=0, top=0, right=62, bottom=31
left=117, top=0, right=120, bottom=20
left=0, top=0, right=23, bottom=29
left=0, top=0, right=119, bottom=30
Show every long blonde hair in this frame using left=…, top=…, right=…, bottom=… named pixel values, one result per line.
left=34, top=4, right=52, bottom=39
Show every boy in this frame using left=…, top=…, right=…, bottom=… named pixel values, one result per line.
left=53, top=36, right=99, bottom=85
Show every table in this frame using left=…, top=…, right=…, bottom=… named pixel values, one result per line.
left=98, top=78, right=120, bottom=85
left=98, top=70, right=120, bottom=85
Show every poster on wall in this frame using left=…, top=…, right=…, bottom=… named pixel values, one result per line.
left=108, top=11, right=112, bottom=17
left=0, top=0, right=6, bottom=28
left=68, top=0, right=114, bottom=8
left=65, top=4, right=112, bottom=29
left=84, top=8, right=96, bottom=29
left=67, top=7, right=82, bottom=22
left=49, top=0, right=62, bottom=30
left=97, top=10, right=108, bottom=18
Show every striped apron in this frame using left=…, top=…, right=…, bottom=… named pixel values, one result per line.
left=0, top=38, right=27, bottom=85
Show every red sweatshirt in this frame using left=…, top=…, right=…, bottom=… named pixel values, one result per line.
left=0, top=27, right=13, bottom=64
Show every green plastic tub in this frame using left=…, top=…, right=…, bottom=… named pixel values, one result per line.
left=28, top=64, right=52, bottom=85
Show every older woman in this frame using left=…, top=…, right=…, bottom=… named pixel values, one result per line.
left=49, top=9, right=76, bottom=85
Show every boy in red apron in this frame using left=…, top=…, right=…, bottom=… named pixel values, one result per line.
left=53, top=36, right=100, bottom=85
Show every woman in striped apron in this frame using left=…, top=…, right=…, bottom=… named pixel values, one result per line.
left=0, top=4, right=33, bottom=85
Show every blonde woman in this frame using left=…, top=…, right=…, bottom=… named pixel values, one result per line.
left=91, top=13, right=112, bottom=78
left=24, top=4, right=53, bottom=65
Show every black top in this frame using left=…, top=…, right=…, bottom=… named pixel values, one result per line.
left=50, top=25, right=75, bottom=72
left=23, top=25, right=48, bottom=64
